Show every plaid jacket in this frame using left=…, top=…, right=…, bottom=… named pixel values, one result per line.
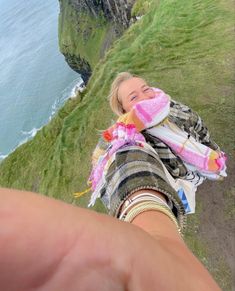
left=91, top=100, right=219, bottom=231
left=93, top=100, right=219, bottom=177
left=142, top=99, right=219, bottom=178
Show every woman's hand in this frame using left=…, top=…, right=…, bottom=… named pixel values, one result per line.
left=0, top=188, right=220, bottom=291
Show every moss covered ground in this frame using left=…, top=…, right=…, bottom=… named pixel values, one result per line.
left=0, top=0, right=234, bottom=288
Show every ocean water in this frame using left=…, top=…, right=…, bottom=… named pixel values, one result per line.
left=0, top=0, right=82, bottom=160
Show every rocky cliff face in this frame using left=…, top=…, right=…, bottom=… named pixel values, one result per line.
left=69, top=0, right=135, bottom=28
left=58, top=0, right=135, bottom=83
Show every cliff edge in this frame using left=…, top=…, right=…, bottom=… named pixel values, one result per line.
left=58, top=0, right=135, bottom=83
left=0, top=0, right=234, bottom=288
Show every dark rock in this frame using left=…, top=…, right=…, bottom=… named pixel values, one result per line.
left=59, top=0, right=136, bottom=83
left=69, top=0, right=135, bottom=28
left=64, top=52, right=92, bottom=84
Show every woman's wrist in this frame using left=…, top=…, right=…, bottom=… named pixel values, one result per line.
left=118, top=189, right=167, bottom=217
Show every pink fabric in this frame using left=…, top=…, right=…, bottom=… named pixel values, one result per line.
left=161, top=139, right=213, bottom=172
left=135, top=103, right=152, bottom=123
left=90, top=87, right=227, bottom=192
left=134, top=89, right=170, bottom=127
left=132, top=93, right=226, bottom=174
left=89, top=123, right=146, bottom=190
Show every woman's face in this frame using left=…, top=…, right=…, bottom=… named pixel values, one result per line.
left=118, top=77, right=155, bottom=113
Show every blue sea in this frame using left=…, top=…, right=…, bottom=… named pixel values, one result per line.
left=0, top=0, right=82, bottom=160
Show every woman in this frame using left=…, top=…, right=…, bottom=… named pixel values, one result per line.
left=88, top=72, right=226, bottom=230
left=0, top=74, right=221, bottom=290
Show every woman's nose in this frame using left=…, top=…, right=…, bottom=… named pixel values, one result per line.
left=139, top=92, right=145, bottom=100
left=139, top=91, right=154, bottom=101
left=140, top=91, right=149, bottom=100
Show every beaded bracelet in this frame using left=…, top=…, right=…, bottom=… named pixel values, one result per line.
left=123, top=201, right=181, bottom=234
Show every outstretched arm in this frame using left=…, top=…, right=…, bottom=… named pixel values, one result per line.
left=0, top=187, right=220, bottom=291
left=0, top=187, right=137, bottom=291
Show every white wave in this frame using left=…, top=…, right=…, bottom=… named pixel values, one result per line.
left=0, top=153, right=8, bottom=161
left=70, top=79, right=85, bottom=98
left=0, top=77, right=84, bottom=163
left=21, top=127, right=41, bottom=138
left=0, top=126, right=42, bottom=162
left=49, top=77, right=84, bottom=121
left=19, top=126, right=42, bottom=146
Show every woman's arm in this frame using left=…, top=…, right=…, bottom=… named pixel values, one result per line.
left=0, top=187, right=130, bottom=291
left=0, top=187, right=220, bottom=291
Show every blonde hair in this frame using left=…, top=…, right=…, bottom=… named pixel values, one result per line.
left=109, top=72, right=141, bottom=116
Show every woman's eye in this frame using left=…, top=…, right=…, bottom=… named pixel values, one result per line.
left=144, top=88, right=151, bottom=92
left=130, top=95, right=137, bottom=101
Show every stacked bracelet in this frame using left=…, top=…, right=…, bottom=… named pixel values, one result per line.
left=123, top=201, right=181, bottom=234
left=118, top=192, right=170, bottom=220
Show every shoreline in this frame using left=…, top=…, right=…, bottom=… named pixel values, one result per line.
left=0, top=78, right=85, bottom=163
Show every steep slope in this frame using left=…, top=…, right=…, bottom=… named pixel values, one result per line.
left=0, top=0, right=234, bottom=288
left=58, top=0, right=135, bottom=82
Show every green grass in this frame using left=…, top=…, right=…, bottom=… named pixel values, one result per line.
left=58, top=0, right=110, bottom=68
left=131, top=0, right=153, bottom=17
left=0, top=94, right=82, bottom=196
left=0, top=0, right=234, bottom=288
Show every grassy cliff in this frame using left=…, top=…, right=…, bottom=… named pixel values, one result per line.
left=0, top=0, right=234, bottom=288
left=58, top=0, right=126, bottom=81
left=58, top=1, right=109, bottom=69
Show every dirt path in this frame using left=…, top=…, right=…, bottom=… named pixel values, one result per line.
left=197, top=154, right=235, bottom=289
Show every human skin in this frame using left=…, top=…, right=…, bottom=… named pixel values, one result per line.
left=118, top=77, right=155, bottom=113
left=117, top=78, right=183, bottom=240
left=0, top=187, right=220, bottom=290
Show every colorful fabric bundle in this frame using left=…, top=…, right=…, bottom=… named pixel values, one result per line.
left=88, top=88, right=227, bottom=213
left=117, top=89, right=227, bottom=177
left=88, top=123, right=145, bottom=202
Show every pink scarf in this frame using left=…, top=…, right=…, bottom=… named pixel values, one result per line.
left=106, top=88, right=226, bottom=175
left=90, top=88, right=227, bottom=194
